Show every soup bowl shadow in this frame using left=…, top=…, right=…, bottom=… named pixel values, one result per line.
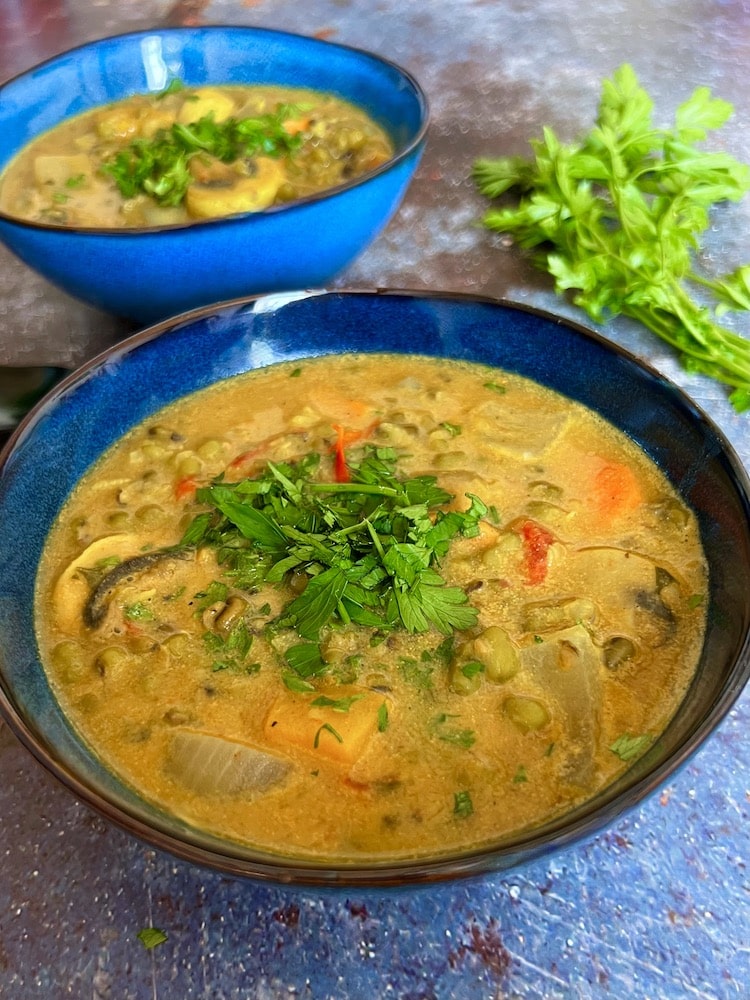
left=1, top=289, right=749, bottom=888
left=0, top=27, right=428, bottom=325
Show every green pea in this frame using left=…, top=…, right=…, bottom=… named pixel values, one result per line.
left=135, top=504, right=167, bottom=528
left=94, top=646, right=129, bottom=678
left=503, top=696, right=551, bottom=733
left=471, top=626, right=520, bottom=683
left=51, top=641, right=89, bottom=683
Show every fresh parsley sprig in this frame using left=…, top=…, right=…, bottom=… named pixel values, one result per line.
left=181, top=445, right=486, bottom=639
left=473, top=63, right=750, bottom=411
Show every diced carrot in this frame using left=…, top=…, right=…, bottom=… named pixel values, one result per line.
left=332, top=424, right=350, bottom=483
left=227, top=447, right=264, bottom=474
left=329, top=420, right=380, bottom=483
left=283, top=115, right=311, bottom=136
left=175, top=475, right=197, bottom=501
left=591, top=461, right=643, bottom=517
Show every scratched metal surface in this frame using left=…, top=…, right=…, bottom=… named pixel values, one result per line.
left=1, top=1, right=750, bottom=997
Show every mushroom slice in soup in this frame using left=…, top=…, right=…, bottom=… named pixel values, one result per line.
left=52, top=534, right=142, bottom=632
left=563, top=546, right=689, bottom=646
left=166, top=730, right=292, bottom=797
left=519, top=624, right=602, bottom=787
left=83, top=548, right=195, bottom=630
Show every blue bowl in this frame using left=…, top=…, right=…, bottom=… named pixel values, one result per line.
left=1, top=290, right=749, bottom=887
left=0, top=29, right=428, bottom=324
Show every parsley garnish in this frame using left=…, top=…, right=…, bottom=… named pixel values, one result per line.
left=183, top=445, right=486, bottom=640
left=137, top=927, right=168, bottom=950
left=610, top=733, right=652, bottom=761
left=310, top=693, right=365, bottom=712
left=453, top=790, right=474, bottom=818
left=202, top=617, right=253, bottom=672
left=314, top=722, right=343, bottom=749
left=101, top=101, right=303, bottom=207
left=431, top=713, right=476, bottom=748
left=377, top=702, right=389, bottom=732
left=474, top=63, right=750, bottom=411
left=440, top=421, right=462, bottom=436
left=123, top=601, right=155, bottom=623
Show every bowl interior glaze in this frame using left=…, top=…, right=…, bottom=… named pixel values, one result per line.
left=1, top=290, right=749, bottom=886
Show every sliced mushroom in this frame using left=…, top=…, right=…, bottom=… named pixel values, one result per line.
left=520, top=624, right=602, bottom=786
left=52, top=534, right=140, bottom=631
left=185, top=157, right=284, bottom=218
left=83, top=548, right=193, bottom=629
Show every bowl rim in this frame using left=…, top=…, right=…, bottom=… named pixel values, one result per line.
left=2, top=286, right=749, bottom=888
left=0, top=25, right=430, bottom=237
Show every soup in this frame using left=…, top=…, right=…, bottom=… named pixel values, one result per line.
left=35, top=354, right=707, bottom=862
left=0, top=83, right=394, bottom=228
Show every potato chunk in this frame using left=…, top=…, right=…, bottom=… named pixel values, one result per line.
left=33, top=153, right=92, bottom=188
left=264, top=686, right=386, bottom=765
left=177, top=86, right=236, bottom=125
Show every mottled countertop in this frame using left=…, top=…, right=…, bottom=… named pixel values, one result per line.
left=1, top=1, right=749, bottom=997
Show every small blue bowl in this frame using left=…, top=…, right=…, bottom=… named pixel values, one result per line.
left=2, top=290, right=750, bottom=887
left=0, top=28, right=428, bottom=324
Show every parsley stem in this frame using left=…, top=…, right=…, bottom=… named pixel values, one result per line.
left=364, top=518, right=387, bottom=560
left=306, top=482, right=401, bottom=498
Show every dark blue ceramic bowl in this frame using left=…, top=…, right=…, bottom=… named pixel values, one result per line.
left=1, top=290, right=749, bottom=887
left=0, top=29, right=427, bottom=324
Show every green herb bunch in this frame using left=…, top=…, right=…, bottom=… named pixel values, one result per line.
left=180, top=446, right=487, bottom=640
left=102, top=102, right=303, bottom=207
left=473, top=64, right=750, bottom=411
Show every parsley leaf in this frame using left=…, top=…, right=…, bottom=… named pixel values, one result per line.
left=610, top=733, right=652, bottom=761
left=453, top=790, right=474, bottom=818
left=431, top=713, right=476, bottom=748
left=137, top=927, right=168, bottom=950
left=474, top=63, right=750, bottom=411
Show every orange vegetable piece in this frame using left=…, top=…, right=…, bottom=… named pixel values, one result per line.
left=519, top=519, right=554, bottom=585
left=175, top=475, right=197, bottom=501
left=591, top=461, right=643, bottom=517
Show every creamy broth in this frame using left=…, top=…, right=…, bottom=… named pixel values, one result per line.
left=0, top=84, right=393, bottom=228
left=35, top=354, right=707, bottom=862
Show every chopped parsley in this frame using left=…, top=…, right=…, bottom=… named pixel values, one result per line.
left=101, top=102, right=304, bottom=207
left=377, top=702, right=390, bottom=732
left=431, top=713, right=476, bottom=749
left=202, top=617, right=254, bottom=673
left=136, top=927, right=168, bottom=950
left=182, top=445, right=487, bottom=640
left=610, top=733, right=652, bottom=762
left=314, top=722, right=343, bottom=749
left=123, top=601, right=155, bottom=623
left=453, top=789, right=474, bottom=818
left=310, top=693, right=364, bottom=713
left=440, top=421, right=462, bottom=436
